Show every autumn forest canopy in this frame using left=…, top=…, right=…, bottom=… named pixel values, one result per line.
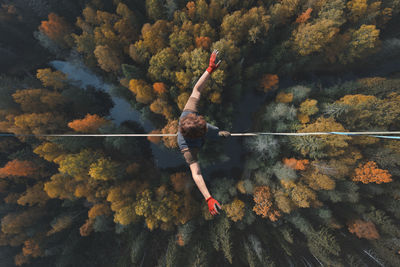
left=1, top=0, right=400, bottom=266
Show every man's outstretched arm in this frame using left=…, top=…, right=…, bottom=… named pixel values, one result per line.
left=189, top=162, right=221, bottom=215
left=189, top=162, right=211, bottom=200
left=189, top=49, right=221, bottom=99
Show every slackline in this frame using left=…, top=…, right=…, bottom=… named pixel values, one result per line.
left=0, top=131, right=400, bottom=139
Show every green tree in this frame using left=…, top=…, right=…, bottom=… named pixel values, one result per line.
left=269, top=0, right=300, bottom=25
left=292, top=19, right=339, bottom=56
left=36, top=68, right=68, bottom=91
left=210, top=215, right=233, bottom=264
left=58, top=149, right=103, bottom=181
left=94, top=45, right=122, bottom=73
left=12, top=88, right=67, bottom=113
left=221, top=6, right=270, bottom=45
left=343, top=24, right=381, bottom=64
left=146, top=0, right=166, bottom=21
left=129, top=79, right=155, bottom=104
left=148, top=47, right=179, bottom=82
left=89, top=157, right=124, bottom=181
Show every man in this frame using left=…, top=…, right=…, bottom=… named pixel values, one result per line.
left=177, top=49, right=231, bottom=216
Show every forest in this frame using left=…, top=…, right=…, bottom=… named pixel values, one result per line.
left=0, top=0, right=400, bottom=266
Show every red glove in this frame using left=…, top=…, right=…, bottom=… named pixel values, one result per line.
left=206, top=49, right=221, bottom=74
left=206, top=196, right=222, bottom=215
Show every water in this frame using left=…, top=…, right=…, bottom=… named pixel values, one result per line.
left=50, top=59, right=184, bottom=168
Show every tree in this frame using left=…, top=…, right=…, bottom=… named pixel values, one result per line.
left=129, top=79, right=155, bottom=104
left=12, top=88, right=67, bottom=113
left=260, top=74, right=279, bottom=92
left=275, top=92, right=293, bottom=103
left=221, top=6, right=270, bottom=45
left=352, top=161, right=392, bottom=184
left=68, top=113, right=111, bottom=133
left=292, top=19, right=339, bottom=56
left=224, top=198, right=245, bottom=222
left=177, top=92, right=190, bottom=111
left=346, top=24, right=381, bottom=63
left=274, top=190, right=294, bottom=214
left=148, top=47, right=179, bottom=82
left=150, top=98, right=174, bottom=120
left=296, top=8, right=313, bottom=23
left=252, top=186, right=281, bottom=221
left=147, top=129, right=162, bottom=144
left=346, top=0, right=368, bottom=22
left=273, top=161, right=297, bottom=182
left=269, top=0, right=300, bottom=25
left=210, top=37, right=240, bottom=67
left=283, top=158, right=309, bottom=170
left=195, top=36, right=211, bottom=50
left=301, top=169, right=336, bottom=190
left=153, top=82, right=167, bottom=95
left=94, top=45, right=122, bottom=73
left=36, top=68, right=67, bottom=91
left=22, top=238, right=43, bottom=258
left=33, top=142, right=66, bottom=163
left=1, top=208, right=43, bottom=234
left=347, top=219, right=380, bottom=239
left=107, top=181, right=143, bottom=225
left=162, top=120, right=178, bottom=148
left=58, top=149, right=103, bottom=181
left=47, top=214, right=73, bottom=236
left=211, top=215, right=233, bottom=264
left=307, top=227, right=341, bottom=265
left=290, top=182, right=318, bottom=208
left=0, top=159, right=37, bottom=178
left=39, top=12, right=72, bottom=48
left=129, top=40, right=151, bottom=64
left=17, top=182, right=49, bottom=206
left=170, top=172, right=192, bottom=193
left=141, top=20, right=172, bottom=54
left=169, top=28, right=194, bottom=52
left=44, top=173, right=76, bottom=199
left=146, top=0, right=166, bottom=21
left=114, top=3, right=139, bottom=47
left=299, top=99, right=318, bottom=116
left=79, top=218, right=94, bottom=236
left=298, top=117, right=351, bottom=157
left=89, top=157, right=123, bottom=181
left=245, top=135, right=280, bottom=160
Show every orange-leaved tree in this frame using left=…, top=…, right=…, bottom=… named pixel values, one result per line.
left=39, top=12, right=72, bottom=47
left=0, top=159, right=37, bottom=178
left=260, top=74, right=279, bottom=92
left=352, top=161, right=392, bottom=184
left=68, top=113, right=111, bottom=133
left=295, top=8, right=312, bottom=23
left=275, top=92, right=293, bottom=103
left=147, top=129, right=162, bottom=144
left=170, top=172, right=192, bottom=193
left=153, top=82, right=167, bottom=95
left=283, top=158, right=309, bottom=170
left=347, top=219, right=380, bottom=239
left=252, top=186, right=281, bottom=221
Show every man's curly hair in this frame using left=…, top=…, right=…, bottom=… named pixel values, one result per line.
left=179, top=113, right=207, bottom=138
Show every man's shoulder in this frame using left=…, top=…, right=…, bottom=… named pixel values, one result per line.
left=180, top=110, right=198, bottom=121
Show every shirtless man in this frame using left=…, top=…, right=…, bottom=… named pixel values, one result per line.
left=177, top=50, right=230, bottom=216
